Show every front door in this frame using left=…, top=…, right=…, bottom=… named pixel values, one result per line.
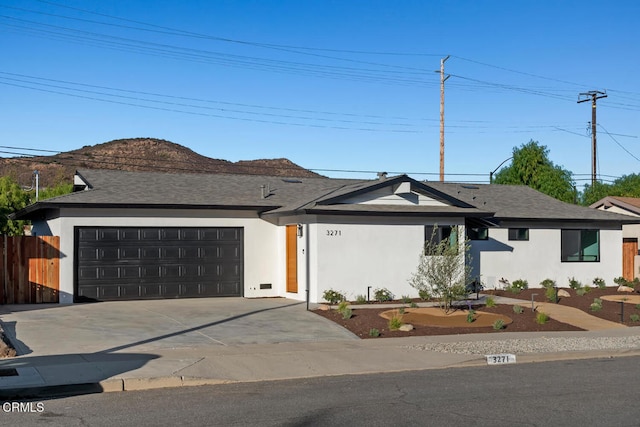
left=286, top=225, right=298, bottom=293
left=623, top=238, right=638, bottom=281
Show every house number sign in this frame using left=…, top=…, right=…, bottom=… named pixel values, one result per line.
left=485, top=353, right=516, bottom=365
left=326, top=230, right=342, bottom=236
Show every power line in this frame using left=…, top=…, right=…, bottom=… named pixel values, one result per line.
left=599, top=124, right=640, bottom=163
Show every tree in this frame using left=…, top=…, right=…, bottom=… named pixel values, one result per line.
left=409, top=226, right=471, bottom=313
left=581, top=173, right=640, bottom=206
left=493, top=140, right=576, bottom=203
left=0, top=176, right=29, bottom=235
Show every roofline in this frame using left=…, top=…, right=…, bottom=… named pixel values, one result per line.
left=10, top=202, right=276, bottom=220
left=589, top=196, right=640, bottom=215
left=263, top=208, right=495, bottom=218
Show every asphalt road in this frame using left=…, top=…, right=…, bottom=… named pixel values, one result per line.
left=2, top=356, right=640, bottom=426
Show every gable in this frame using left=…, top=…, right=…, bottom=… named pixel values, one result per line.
left=339, top=184, right=450, bottom=207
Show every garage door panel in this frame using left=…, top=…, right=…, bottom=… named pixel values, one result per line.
left=76, top=227, right=243, bottom=301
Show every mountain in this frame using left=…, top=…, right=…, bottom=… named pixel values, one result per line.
left=0, top=138, right=321, bottom=188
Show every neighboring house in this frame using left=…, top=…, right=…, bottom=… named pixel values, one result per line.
left=11, top=169, right=638, bottom=304
left=590, top=196, right=640, bottom=280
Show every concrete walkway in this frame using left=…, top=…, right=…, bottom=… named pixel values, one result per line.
left=0, top=296, right=639, bottom=399
left=490, top=295, right=628, bottom=331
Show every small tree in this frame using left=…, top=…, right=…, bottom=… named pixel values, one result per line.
left=409, top=226, right=471, bottom=313
left=0, top=176, right=29, bottom=235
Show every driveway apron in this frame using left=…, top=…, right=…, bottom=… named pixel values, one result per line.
left=0, top=298, right=358, bottom=357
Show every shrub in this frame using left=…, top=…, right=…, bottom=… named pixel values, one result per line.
left=568, top=277, right=582, bottom=290
left=545, top=286, right=557, bottom=303
left=341, top=308, right=353, bottom=320
left=418, top=289, right=431, bottom=301
left=590, top=298, right=603, bottom=312
left=630, top=314, right=640, bottom=322
left=401, top=295, right=412, bottom=304
left=512, top=304, right=524, bottom=314
left=355, top=294, right=367, bottom=305
left=635, top=304, right=640, bottom=311
left=540, top=279, right=556, bottom=289
left=592, top=277, right=606, bottom=289
left=492, top=319, right=505, bottom=331
left=614, top=276, right=628, bottom=286
left=410, top=302, right=419, bottom=308
left=466, top=310, right=476, bottom=323
left=536, top=311, right=550, bottom=324
left=398, top=307, right=405, bottom=314
left=322, top=289, right=345, bottom=305
left=576, top=286, right=591, bottom=296
left=337, top=301, right=349, bottom=313
left=369, top=328, right=380, bottom=337
left=485, top=296, right=496, bottom=307
left=374, top=287, right=393, bottom=303
left=509, top=279, right=528, bottom=293
left=388, top=313, right=403, bottom=330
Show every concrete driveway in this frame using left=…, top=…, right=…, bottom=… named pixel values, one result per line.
left=0, top=298, right=358, bottom=357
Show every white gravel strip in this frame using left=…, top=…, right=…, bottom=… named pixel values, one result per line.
left=406, top=336, right=640, bottom=355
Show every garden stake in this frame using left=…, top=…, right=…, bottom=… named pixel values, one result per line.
left=620, top=301, right=624, bottom=323
left=531, top=293, right=537, bottom=312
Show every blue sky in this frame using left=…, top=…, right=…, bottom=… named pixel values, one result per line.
left=1, top=1, right=639, bottom=188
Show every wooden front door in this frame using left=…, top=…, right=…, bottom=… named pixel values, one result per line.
left=286, top=225, right=298, bottom=293
left=623, top=238, right=638, bottom=281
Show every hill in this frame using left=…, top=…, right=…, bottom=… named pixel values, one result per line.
left=0, top=138, right=320, bottom=188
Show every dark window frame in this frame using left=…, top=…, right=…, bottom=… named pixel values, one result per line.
left=424, top=225, right=459, bottom=255
left=561, top=229, right=600, bottom=262
left=467, top=227, right=489, bottom=241
left=508, top=228, right=529, bottom=241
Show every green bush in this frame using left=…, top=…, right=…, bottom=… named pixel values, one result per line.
left=322, top=289, right=346, bottom=305
left=590, top=298, right=603, bottom=312
left=418, top=289, right=431, bottom=301
left=466, top=310, right=476, bottom=323
left=410, top=302, right=419, bottom=308
left=630, top=314, right=640, bottom=322
left=369, top=328, right=380, bottom=337
left=341, top=307, right=353, bottom=320
left=540, top=279, right=556, bottom=289
left=512, top=304, right=524, bottom=314
left=536, top=311, right=550, bottom=324
left=635, top=304, right=640, bottom=311
left=388, top=313, right=403, bottom=330
left=374, top=288, right=393, bottom=303
left=614, top=276, right=628, bottom=286
left=576, top=286, right=591, bottom=296
left=485, top=296, right=496, bottom=307
left=337, top=301, right=349, bottom=312
left=401, top=295, right=412, bottom=304
left=568, top=277, right=582, bottom=290
left=492, top=319, right=505, bottom=331
left=592, top=277, right=606, bottom=289
left=509, top=279, right=528, bottom=293
left=355, top=294, right=367, bottom=305
left=545, top=286, right=557, bottom=302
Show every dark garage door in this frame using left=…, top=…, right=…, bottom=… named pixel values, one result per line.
left=75, top=227, right=243, bottom=301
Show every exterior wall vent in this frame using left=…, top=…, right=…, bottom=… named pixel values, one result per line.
left=260, top=283, right=272, bottom=290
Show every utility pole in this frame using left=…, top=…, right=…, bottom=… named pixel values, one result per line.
left=438, top=55, right=450, bottom=182
left=578, top=90, right=607, bottom=186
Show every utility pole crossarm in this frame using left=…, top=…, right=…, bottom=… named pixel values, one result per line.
left=577, top=90, right=608, bottom=187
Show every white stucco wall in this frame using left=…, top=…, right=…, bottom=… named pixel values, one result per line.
left=45, top=208, right=280, bottom=303
left=470, top=225, right=623, bottom=290
left=304, top=217, right=464, bottom=303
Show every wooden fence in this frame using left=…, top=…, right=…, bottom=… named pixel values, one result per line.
left=0, top=236, right=60, bottom=304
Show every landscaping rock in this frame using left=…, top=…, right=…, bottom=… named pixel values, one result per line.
left=558, top=289, right=571, bottom=298
left=399, top=324, right=414, bottom=332
left=617, top=285, right=635, bottom=293
left=317, top=305, right=330, bottom=311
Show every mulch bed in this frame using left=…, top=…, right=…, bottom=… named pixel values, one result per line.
left=314, top=286, right=640, bottom=339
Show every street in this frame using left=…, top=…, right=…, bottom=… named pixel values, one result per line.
left=2, top=356, right=639, bottom=426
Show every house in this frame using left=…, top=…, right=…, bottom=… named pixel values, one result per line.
left=590, top=196, right=640, bottom=280
left=11, top=169, right=638, bottom=304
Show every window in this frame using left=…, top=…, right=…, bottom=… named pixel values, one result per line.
left=508, top=228, right=529, bottom=241
left=561, top=229, right=599, bottom=262
left=467, top=227, right=488, bottom=240
left=424, top=225, right=458, bottom=254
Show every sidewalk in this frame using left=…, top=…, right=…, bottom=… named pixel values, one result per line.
left=1, top=297, right=639, bottom=399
